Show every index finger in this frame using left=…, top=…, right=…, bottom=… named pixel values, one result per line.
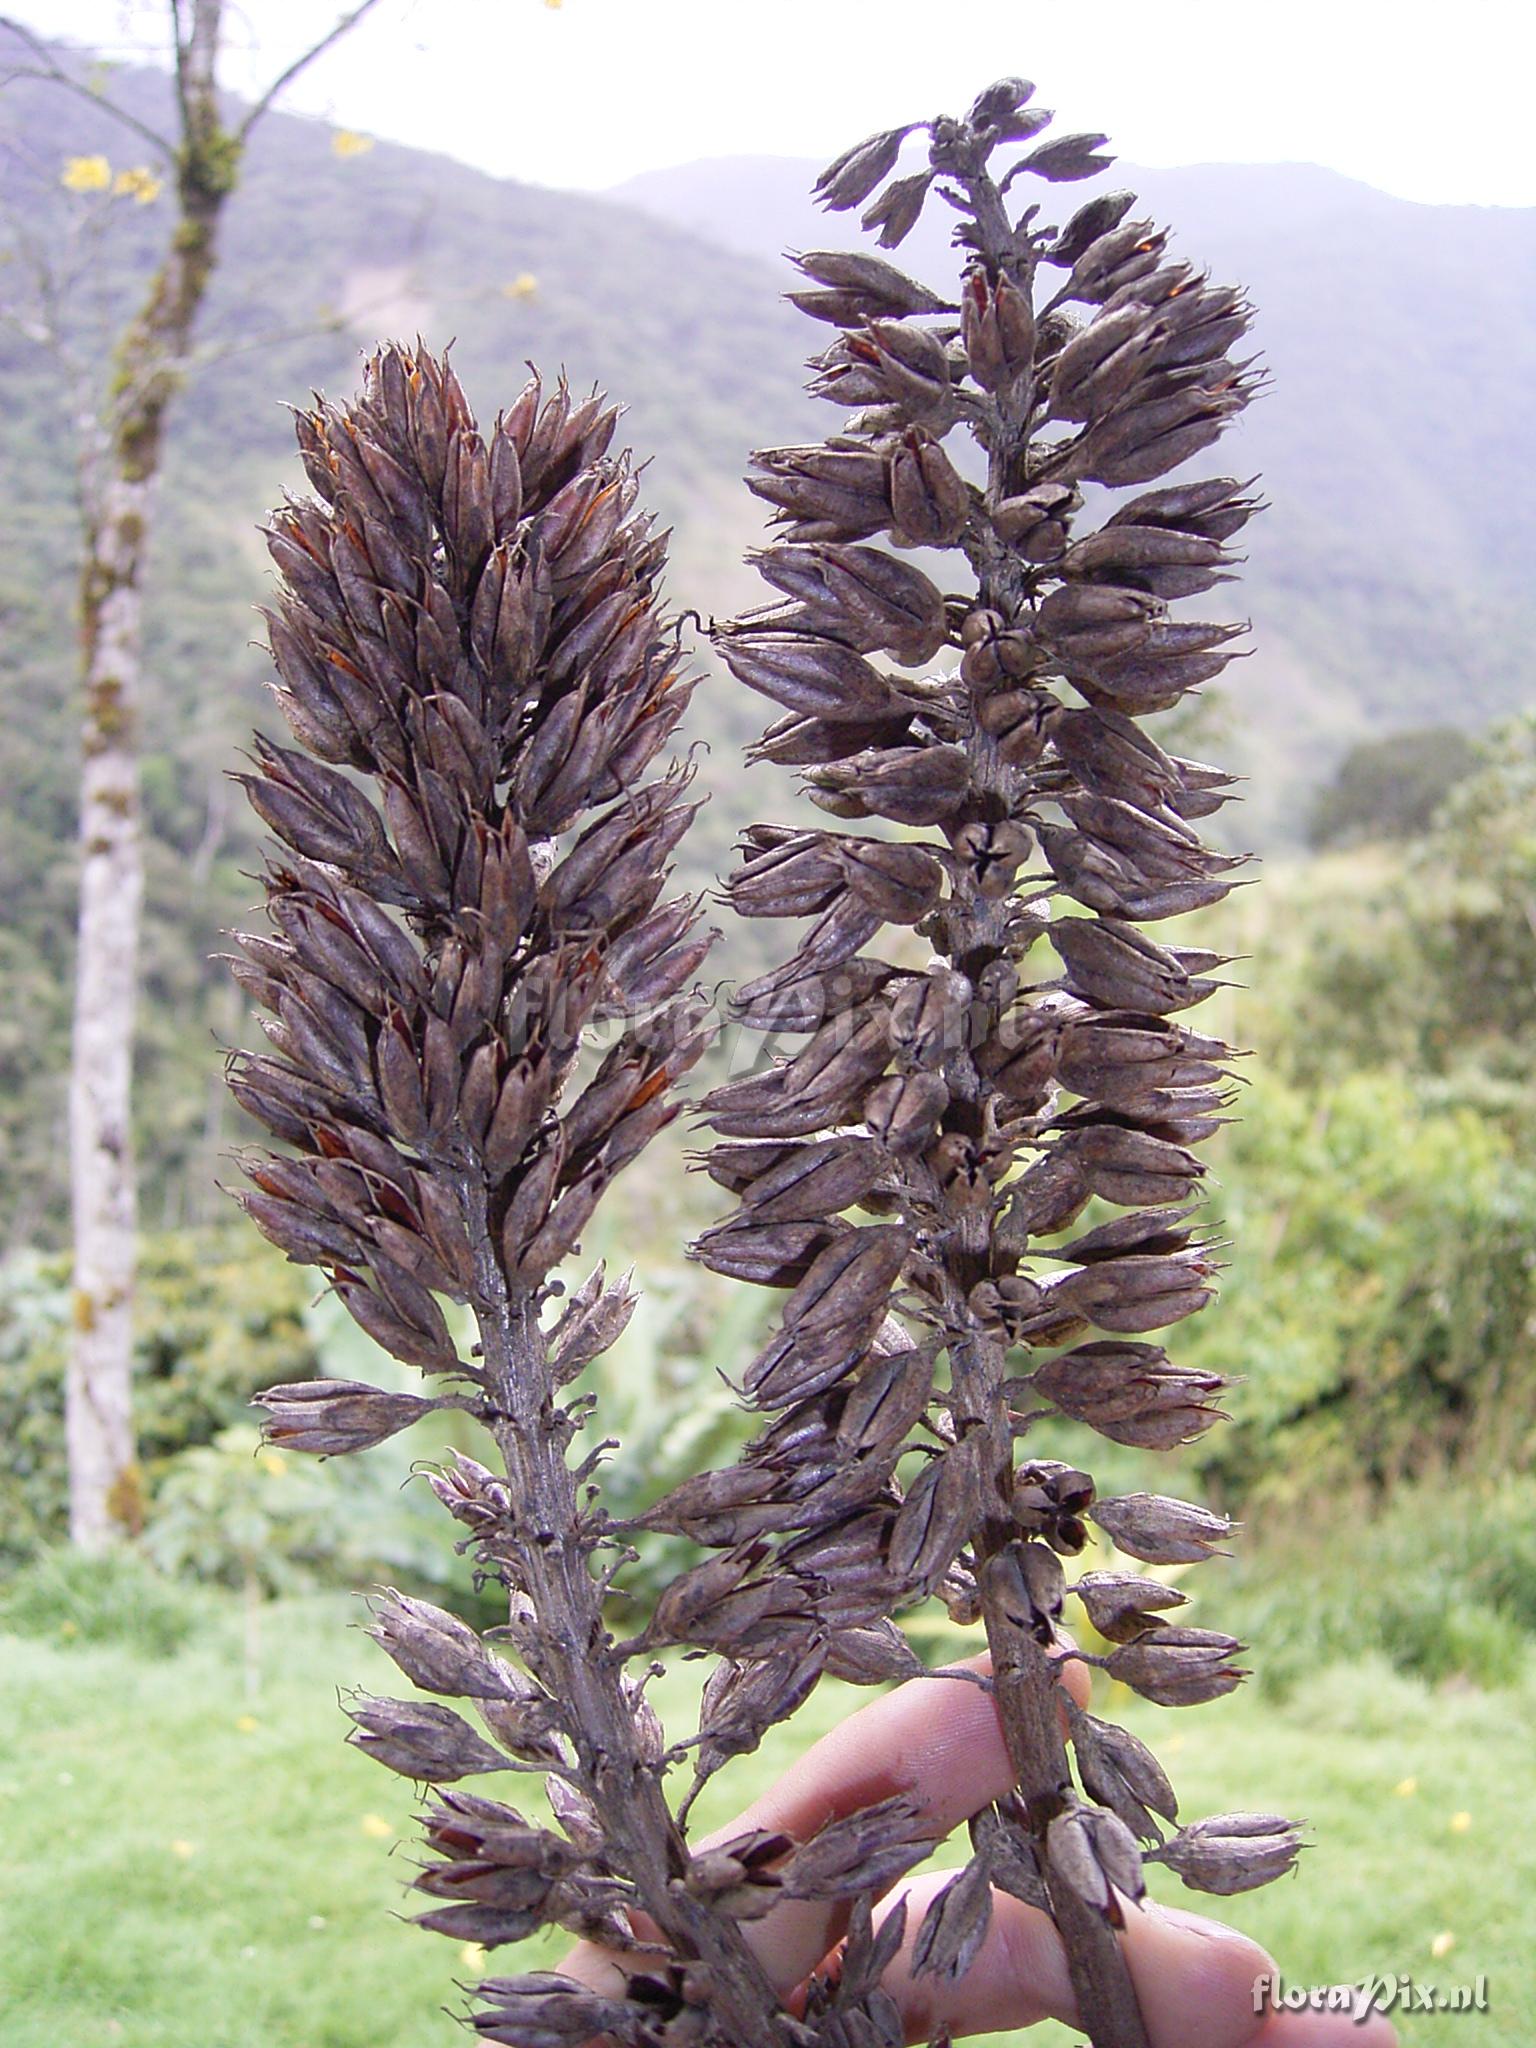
left=710, top=1649, right=1086, bottom=1848
left=564, top=1649, right=1090, bottom=2002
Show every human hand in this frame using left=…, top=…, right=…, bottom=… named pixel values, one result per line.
left=564, top=1653, right=1396, bottom=2047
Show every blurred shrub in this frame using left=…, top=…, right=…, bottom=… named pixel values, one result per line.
left=0, top=1543, right=212, bottom=1655
left=1159, top=736, right=1536, bottom=1517
left=0, top=1231, right=322, bottom=1567
left=0, top=1206, right=762, bottom=1627
left=269, top=1268, right=763, bottom=1626
left=1260, top=716, right=1536, bottom=1090
left=1410, top=710, right=1536, bottom=1056
left=1211, top=1474, right=1536, bottom=1696
left=1182, top=1067, right=1536, bottom=1504
left=569, top=1259, right=765, bottom=1626
left=1307, top=726, right=1477, bottom=849
left=292, top=1297, right=507, bottom=1613
left=144, top=1425, right=341, bottom=1595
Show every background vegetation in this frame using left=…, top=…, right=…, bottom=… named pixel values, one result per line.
left=3, top=38, right=1534, bottom=1247
left=1, top=23, right=1532, bottom=2043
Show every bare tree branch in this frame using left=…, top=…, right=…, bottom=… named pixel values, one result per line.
left=235, top=0, right=384, bottom=143
left=0, top=15, right=175, bottom=161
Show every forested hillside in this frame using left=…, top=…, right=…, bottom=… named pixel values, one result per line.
left=615, top=152, right=1536, bottom=827
left=3, top=32, right=1532, bottom=1243
left=6, top=41, right=1536, bottom=2036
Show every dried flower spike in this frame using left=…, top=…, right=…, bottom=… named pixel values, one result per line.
left=230, top=346, right=809, bottom=2048
left=692, top=80, right=1286, bottom=2048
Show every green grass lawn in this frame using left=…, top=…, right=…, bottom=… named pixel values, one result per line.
left=1, top=1589, right=1530, bottom=2047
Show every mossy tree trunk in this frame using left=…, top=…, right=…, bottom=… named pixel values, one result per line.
left=64, top=0, right=379, bottom=1548
left=68, top=0, right=237, bottom=1549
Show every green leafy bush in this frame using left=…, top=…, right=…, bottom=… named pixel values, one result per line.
left=1307, top=726, right=1478, bottom=848
left=1179, top=1066, right=1536, bottom=1504
left=0, top=1543, right=213, bottom=1655
left=1212, top=1474, right=1536, bottom=1695
left=295, top=1231, right=766, bottom=1627
left=1250, top=717, right=1536, bottom=1091
left=0, top=1231, right=322, bottom=1567
left=144, top=1425, right=341, bottom=1595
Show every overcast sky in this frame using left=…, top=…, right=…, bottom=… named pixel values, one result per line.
left=28, top=0, right=1536, bottom=207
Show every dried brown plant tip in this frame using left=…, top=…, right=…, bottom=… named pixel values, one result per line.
left=688, top=75, right=1292, bottom=2048
left=229, top=347, right=812, bottom=2048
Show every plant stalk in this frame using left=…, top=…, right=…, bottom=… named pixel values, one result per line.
left=461, top=1173, right=791, bottom=2048
left=931, top=140, right=1153, bottom=2046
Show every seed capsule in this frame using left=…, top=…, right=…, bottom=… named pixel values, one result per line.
left=1090, top=1492, right=1236, bottom=1564
left=1155, top=1813, right=1304, bottom=1895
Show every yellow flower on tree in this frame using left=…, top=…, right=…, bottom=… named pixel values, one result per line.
left=331, top=129, right=374, bottom=159
left=62, top=154, right=112, bottom=193
left=113, top=166, right=163, bottom=205
left=502, top=273, right=539, bottom=301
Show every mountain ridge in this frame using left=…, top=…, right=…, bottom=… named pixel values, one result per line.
left=607, top=146, right=1536, bottom=831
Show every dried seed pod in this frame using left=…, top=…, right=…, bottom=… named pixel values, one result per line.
left=805, top=741, right=972, bottom=826
left=1104, top=1625, right=1249, bottom=1706
left=1009, top=1461, right=1096, bottom=1555
left=1070, top=1708, right=1179, bottom=1840
left=911, top=1854, right=996, bottom=1980
left=365, top=1589, right=523, bottom=1700
left=686, top=1832, right=791, bottom=1919
left=693, top=1647, right=826, bottom=1784
left=983, top=1538, right=1067, bottom=1644
left=345, top=1695, right=510, bottom=1782
left=254, top=1378, right=438, bottom=1454
left=1153, top=1813, right=1304, bottom=1895
left=1035, top=1340, right=1230, bottom=1450
left=783, top=1796, right=938, bottom=1899
left=1021, top=131, right=1115, bottom=183
left=1090, top=1492, right=1236, bottom=1564
left=1046, top=1799, right=1144, bottom=1916
left=1070, top=1570, right=1189, bottom=1643
left=791, top=247, right=950, bottom=323
left=470, top=1975, right=651, bottom=2048
left=546, top=1264, right=640, bottom=1384
left=861, top=168, right=937, bottom=249
left=822, top=1618, right=926, bottom=1685
left=814, top=125, right=916, bottom=212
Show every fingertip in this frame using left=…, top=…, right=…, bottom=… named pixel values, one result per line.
left=1124, top=1899, right=1277, bottom=2048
